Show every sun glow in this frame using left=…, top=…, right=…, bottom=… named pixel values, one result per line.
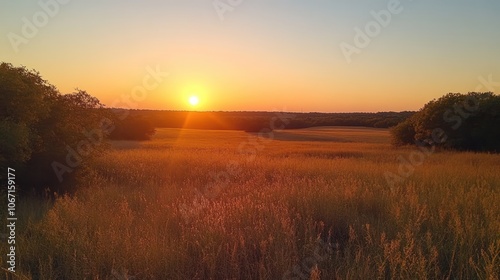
left=189, top=96, right=199, bottom=106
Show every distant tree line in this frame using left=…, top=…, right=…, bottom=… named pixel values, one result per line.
left=107, top=115, right=155, bottom=140
left=0, top=62, right=423, bottom=193
left=391, top=92, right=500, bottom=152
left=122, top=110, right=415, bottom=132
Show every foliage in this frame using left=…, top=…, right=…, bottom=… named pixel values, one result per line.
left=0, top=62, right=57, bottom=169
left=391, top=92, right=500, bottom=152
left=122, top=110, right=414, bottom=131
left=0, top=62, right=108, bottom=193
left=390, top=115, right=416, bottom=146
left=108, top=117, right=156, bottom=141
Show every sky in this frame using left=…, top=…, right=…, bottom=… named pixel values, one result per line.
left=1, top=0, right=500, bottom=112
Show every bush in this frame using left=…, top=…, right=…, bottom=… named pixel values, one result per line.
left=242, top=120, right=270, bottom=133
left=390, top=117, right=416, bottom=146
left=109, top=117, right=156, bottom=140
left=391, top=92, right=500, bottom=152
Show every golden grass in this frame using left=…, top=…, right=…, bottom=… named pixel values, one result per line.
left=2, top=127, right=499, bottom=279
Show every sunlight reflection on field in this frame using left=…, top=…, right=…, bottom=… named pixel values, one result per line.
left=6, top=126, right=500, bottom=279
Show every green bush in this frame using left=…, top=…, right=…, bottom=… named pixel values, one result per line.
left=391, top=92, right=500, bottom=152
left=390, top=117, right=416, bottom=146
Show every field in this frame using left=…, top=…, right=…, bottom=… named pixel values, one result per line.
left=2, top=127, right=500, bottom=279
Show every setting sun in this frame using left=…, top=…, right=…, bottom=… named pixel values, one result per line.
left=189, top=96, right=199, bottom=106
left=3, top=1, right=500, bottom=278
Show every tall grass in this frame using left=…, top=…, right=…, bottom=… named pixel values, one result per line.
left=2, top=128, right=499, bottom=279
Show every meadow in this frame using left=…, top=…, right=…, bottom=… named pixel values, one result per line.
left=2, top=127, right=499, bottom=279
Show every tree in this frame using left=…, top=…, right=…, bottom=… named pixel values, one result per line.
left=0, top=62, right=109, bottom=193
left=0, top=62, right=57, bottom=169
left=390, top=92, right=500, bottom=152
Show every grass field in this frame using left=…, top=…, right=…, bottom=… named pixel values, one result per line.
left=2, top=127, right=500, bottom=279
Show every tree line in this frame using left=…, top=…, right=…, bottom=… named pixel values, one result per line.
left=4, top=62, right=496, bottom=194
left=122, top=110, right=415, bottom=132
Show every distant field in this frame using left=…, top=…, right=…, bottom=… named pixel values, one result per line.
left=270, top=126, right=390, bottom=143
left=3, top=127, right=499, bottom=279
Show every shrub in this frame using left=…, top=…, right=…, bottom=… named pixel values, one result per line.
left=390, top=116, right=416, bottom=146
left=108, top=117, right=156, bottom=140
left=391, top=92, right=500, bottom=152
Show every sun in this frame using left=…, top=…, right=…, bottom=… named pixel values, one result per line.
left=188, top=95, right=199, bottom=106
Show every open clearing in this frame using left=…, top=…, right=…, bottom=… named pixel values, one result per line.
left=3, top=127, right=500, bottom=279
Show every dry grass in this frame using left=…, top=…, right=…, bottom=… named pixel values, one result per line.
left=2, top=127, right=499, bottom=279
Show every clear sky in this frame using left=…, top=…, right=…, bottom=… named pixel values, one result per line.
left=1, top=0, right=499, bottom=112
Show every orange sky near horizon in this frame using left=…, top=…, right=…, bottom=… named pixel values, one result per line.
left=2, top=1, right=499, bottom=112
